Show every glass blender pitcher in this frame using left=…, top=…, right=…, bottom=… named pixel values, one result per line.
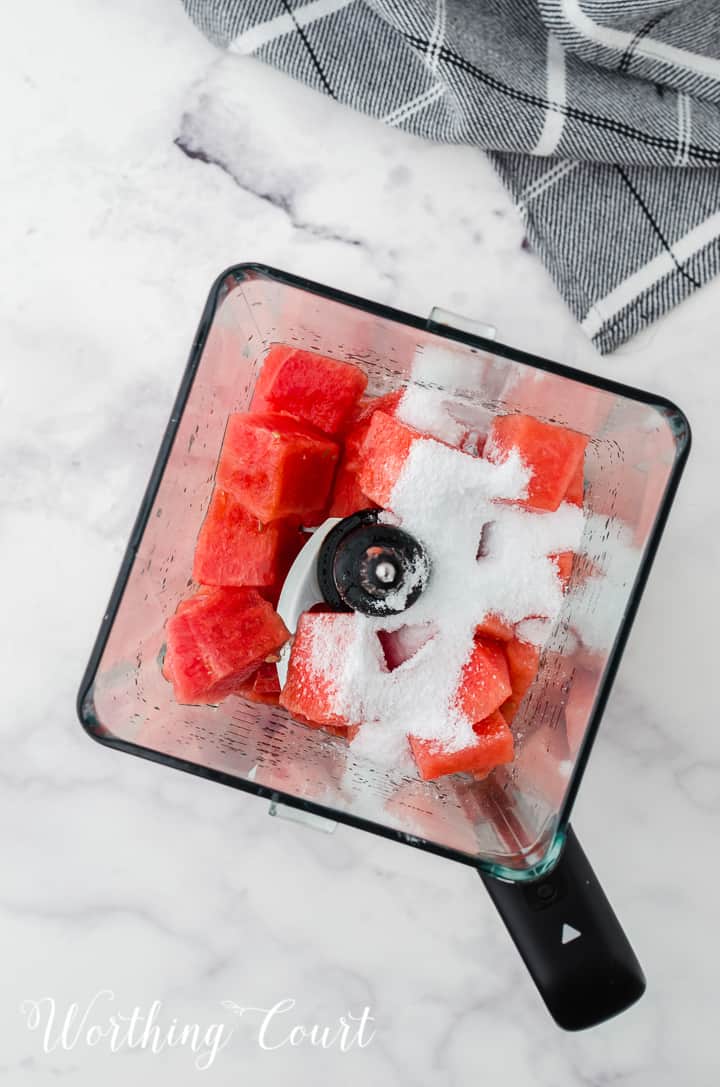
left=78, top=264, right=690, bottom=1030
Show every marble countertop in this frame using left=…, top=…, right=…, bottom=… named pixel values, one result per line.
left=2, top=1, right=719, bottom=1083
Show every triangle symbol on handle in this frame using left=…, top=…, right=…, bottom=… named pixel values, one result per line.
left=561, top=923, right=581, bottom=945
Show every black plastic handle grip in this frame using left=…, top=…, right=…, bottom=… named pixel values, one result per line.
left=480, top=826, right=646, bottom=1030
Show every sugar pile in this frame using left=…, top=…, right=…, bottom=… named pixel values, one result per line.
left=307, top=427, right=584, bottom=768
left=379, top=546, right=431, bottom=613
left=396, top=385, right=467, bottom=446
left=395, top=384, right=493, bottom=450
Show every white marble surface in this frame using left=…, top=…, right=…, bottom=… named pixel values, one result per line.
left=2, top=1, right=719, bottom=1083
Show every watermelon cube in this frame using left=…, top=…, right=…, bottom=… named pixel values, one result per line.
left=279, top=612, right=356, bottom=730
left=341, top=426, right=370, bottom=473
left=454, top=636, right=512, bottom=723
left=173, top=587, right=214, bottom=618
left=251, top=345, right=368, bottom=435
left=237, top=662, right=282, bottom=706
left=193, top=488, right=304, bottom=588
left=409, top=710, right=514, bottom=781
left=550, top=550, right=574, bottom=589
left=500, top=637, right=541, bottom=723
left=475, top=613, right=514, bottom=642
left=328, top=464, right=377, bottom=518
left=216, top=412, right=339, bottom=522
left=351, top=389, right=403, bottom=431
left=356, top=411, right=423, bottom=508
left=564, top=459, right=585, bottom=507
left=328, top=392, right=403, bottom=516
left=322, top=722, right=361, bottom=741
left=164, top=587, right=290, bottom=705
left=486, top=414, right=588, bottom=512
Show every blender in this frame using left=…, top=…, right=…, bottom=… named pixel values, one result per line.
left=78, top=264, right=690, bottom=1030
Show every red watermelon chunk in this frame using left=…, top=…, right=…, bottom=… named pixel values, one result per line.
left=475, top=612, right=514, bottom=642
left=328, top=392, right=403, bottom=516
left=300, top=505, right=330, bottom=529
left=500, top=637, right=541, bottom=723
left=328, top=464, right=377, bottom=518
left=251, top=345, right=368, bottom=435
left=409, top=710, right=514, bottom=781
left=348, top=389, right=403, bottom=436
left=237, top=662, right=282, bottom=706
left=550, top=550, right=574, bottom=590
left=332, top=395, right=400, bottom=483
left=322, top=722, right=361, bottom=741
left=341, top=426, right=370, bottom=471
left=216, top=412, right=339, bottom=522
left=279, top=612, right=356, bottom=730
left=564, top=459, right=585, bottom=507
left=455, top=636, right=512, bottom=723
left=164, top=587, right=290, bottom=705
left=356, top=411, right=423, bottom=508
left=193, top=488, right=303, bottom=588
left=173, top=587, right=214, bottom=618
left=486, top=414, right=588, bottom=512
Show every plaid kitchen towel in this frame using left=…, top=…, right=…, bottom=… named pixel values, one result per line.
left=182, top=0, right=720, bottom=353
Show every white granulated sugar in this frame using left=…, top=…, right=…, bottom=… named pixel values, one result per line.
left=308, top=614, right=387, bottom=721
left=380, top=548, right=431, bottom=612
left=304, top=432, right=584, bottom=770
left=397, top=385, right=496, bottom=452
left=396, top=385, right=467, bottom=446
left=477, top=502, right=584, bottom=624
left=350, top=711, right=419, bottom=770
left=395, top=438, right=531, bottom=508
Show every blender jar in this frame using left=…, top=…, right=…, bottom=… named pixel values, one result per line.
left=78, top=263, right=689, bottom=881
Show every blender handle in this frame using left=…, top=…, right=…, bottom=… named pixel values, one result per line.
left=479, top=826, right=646, bottom=1030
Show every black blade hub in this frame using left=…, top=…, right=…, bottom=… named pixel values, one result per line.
left=317, top=509, right=431, bottom=617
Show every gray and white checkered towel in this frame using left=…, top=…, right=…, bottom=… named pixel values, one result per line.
left=183, top=0, right=720, bottom=353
